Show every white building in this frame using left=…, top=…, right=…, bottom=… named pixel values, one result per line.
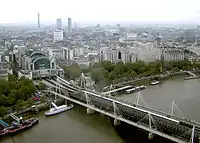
left=18, top=70, right=32, bottom=80
left=99, top=43, right=162, bottom=63
left=135, top=43, right=161, bottom=62
left=76, top=56, right=90, bottom=68
left=49, top=48, right=63, bottom=60
left=62, top=47, right=74, bottom=61
left=99, top=46, right=133, bottom=63
left=162, top=48, right=185, bottom=61
left=54, top=30, right=63, bottom=41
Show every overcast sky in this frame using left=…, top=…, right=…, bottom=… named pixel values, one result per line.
left=0, top=0, right=200, bottom=24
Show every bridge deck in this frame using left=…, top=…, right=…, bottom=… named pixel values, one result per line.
left=41, top=77, right=200, bottom=143
left=43, top=78, right=200, bottom=129
left=43, top=90, right=187, bottom=143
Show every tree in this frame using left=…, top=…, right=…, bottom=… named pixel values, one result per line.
left=0, top=94, right=7, bottom=106
left=15, top=100, right=26, bottom=111
left=90, top=68, right=105, bottom=83
left=101, top=61, right=114, bottom=72
left=108, top=71, right=116, bottom=81
left=128, top=70, right=137, bottom=78
left=38, top=82, right=45, bottom=90
left=40, top=96, right=46, bottom=103
left=8, top=74, right=17, bottom=82
left=0, top=106, right=7, bottom=117
left=172, top=67, right=179, bottom=72
left=64, top=64, right=81, bottom=79
left=114, top=62, right=125, bottom=77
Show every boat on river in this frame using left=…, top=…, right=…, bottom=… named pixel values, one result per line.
left=45, top=102, right=74, bottom=116
left=150, top=81, right=161, bottom=85
left=7, top=118, right=39, bottom=135
left=125, top=85, right=147, bottom=94
left=0, top=116, right=39, bottom=138
left=0, top=129, right=8, bottom=138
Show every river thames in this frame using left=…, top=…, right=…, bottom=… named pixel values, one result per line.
left=1, top=77, right=200, bottom=143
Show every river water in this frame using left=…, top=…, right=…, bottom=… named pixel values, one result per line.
left=1, top=77, right=200, bottom=143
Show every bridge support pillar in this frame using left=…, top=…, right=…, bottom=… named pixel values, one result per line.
left=85, top=93, right=95, bottom=115
left=148, top=133, right=154, bottom=140
left=148, top=113, right=154, bottom=140
left=113, top=119, right=120, bottom=126
left=65, top=99, right=68, bottom=105
left=87, top=107, right=95, bottom=114
left=113, top=102, right=121, bottom=126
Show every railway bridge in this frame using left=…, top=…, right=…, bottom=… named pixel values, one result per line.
left=41, top=76, right=200, bottom=143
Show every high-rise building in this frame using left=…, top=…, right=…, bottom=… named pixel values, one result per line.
left=53, top=30, right=64, bottom=41
left=68, top=18, right=72, bottom=37
left=56, top=18, right=62, bottom=29
left=74, top=22, right=77, bottom=34
left=38, top=12, right=40, bottom=30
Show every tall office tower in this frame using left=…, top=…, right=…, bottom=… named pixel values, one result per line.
left=38, top=12, right=40, bottom=29
left=68, top=18, right=72, bottom=37
left=74, top=22, right=77, bottom=34
left=56, top=18, right=62, bottom=29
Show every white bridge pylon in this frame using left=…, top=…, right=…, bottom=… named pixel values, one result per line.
left=168, top=100, right=185, bottom=118
left=80, top=73, right=87, bottom=88
left=132, top=91, right=149, bottom=107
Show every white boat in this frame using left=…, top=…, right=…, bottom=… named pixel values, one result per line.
left=150, top=81, right=161, bottom=85
left=45, top=102, right=74, bottom=116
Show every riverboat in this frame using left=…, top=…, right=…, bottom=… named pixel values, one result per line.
left=150, top=81, right=161, bottom=85
left=45, top=102, right=74, bottom=116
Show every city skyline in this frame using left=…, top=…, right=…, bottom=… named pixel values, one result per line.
left=1, top=0, right=200, bottom=25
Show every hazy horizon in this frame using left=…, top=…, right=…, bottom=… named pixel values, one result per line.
left=1, top=0, right=200, bottom=25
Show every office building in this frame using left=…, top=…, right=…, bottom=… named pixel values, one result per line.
left=53, top=30, right=64, bottom=41
left=162, top=48, right=185, bottom=61
left=56, top=18, right=62, bottom=29
left=68, top=18, right=72, bottom=37
left=38, top=12, right=40, bottom=30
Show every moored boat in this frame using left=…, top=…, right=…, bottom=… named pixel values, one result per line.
left=0, top=129, right=8, bottom=137
left=45, top=102, right=74, bottom=116
left=125, top=85, right=147, bottom=94
left=7, top=118, right=39, bottom=135
left=150, top=81, right=161, bottom=85
left=0, top=117, right=39, bottom=138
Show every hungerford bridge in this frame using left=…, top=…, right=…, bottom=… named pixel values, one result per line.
left=41, top=75, right=200, bottom=143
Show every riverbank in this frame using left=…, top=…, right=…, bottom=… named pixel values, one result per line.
left=121, top=70, right=200, bottom=87
left=109, top=72, right=194, bottom=97
left=1, top=98, right=65, bottom=122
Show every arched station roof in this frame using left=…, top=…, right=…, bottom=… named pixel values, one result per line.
left=29, top=51, right=47, bottom=62
left=33, top=57, right=50, bottom=70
